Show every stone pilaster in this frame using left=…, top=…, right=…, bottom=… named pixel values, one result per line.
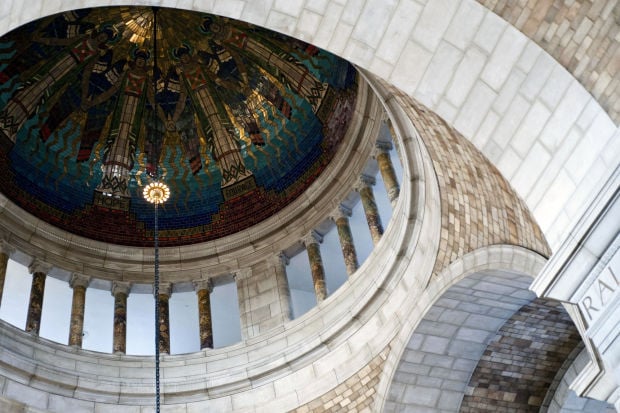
left=332, top=206, right=359, bottom=276
left=0, top=241, right=14, bottom=307
left=356, top=175, right=384, bottom=246
left=25, top=260, right=51, bottom=335
left=68, top=273, right=90, bottom=347
left=374, top=141, right=400, bottom=207
left=303, top=231, right=327, bottom=303
left=272, top=253, right=292, bottom=321
left=157, top=282, right=172, bottom=354
left=112, top=281, right=130, bottom=354
left=193, top=279, right=214, bottom=349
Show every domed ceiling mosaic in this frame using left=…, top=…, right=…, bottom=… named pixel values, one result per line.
left=0, top=7, right=357, bottom=246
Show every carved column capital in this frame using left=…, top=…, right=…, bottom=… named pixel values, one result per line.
left=28, top=259, right=52, bottom=275
left=270, top=252, right=290, bottom=267
left=330, top=204, right=352, bottom=222
left=111, top=281, right=131, bottom=297
left=373, top=140, right=393, bottom=157
left=302, top=230, right=323, bottom=246
left=70, top=273, right=90, bottom=289
left=193, top=278, right=214, bottom=293
left=354, top=174, right=376, bottom=191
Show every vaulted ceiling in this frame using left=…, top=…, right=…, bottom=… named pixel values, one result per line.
left=0, top=6, right=358, bottom=246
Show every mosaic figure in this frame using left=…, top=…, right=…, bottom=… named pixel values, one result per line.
left=201, top=16, right=328, bottom=113
left=174, top=44, right=254, bottom=189
left=40, top=49, right=126, bottom=161
left=0, top=10, right=94, bottom=85
left=98, top=49, right=149, bottom=197
left=0, top=26, right=117, bottom=144
left=144, top=65, right=203, bottom=176
left=198, top=40, right=264, bottom=146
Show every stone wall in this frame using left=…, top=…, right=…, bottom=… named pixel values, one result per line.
left=236, top=261, right=290, bottom=339
left=479, top=0, right=620, bottom=123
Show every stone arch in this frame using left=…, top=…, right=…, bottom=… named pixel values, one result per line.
left=384, top=269, right=536, bottom=412
left=375, top=244, right=547, bottom=411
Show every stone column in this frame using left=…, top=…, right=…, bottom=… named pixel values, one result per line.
left=272, top=253, right=292, bottom=321
left=303, top=231, right=327, bottom=303
left=375, top=141, right=400, bottom=207
left=25, top=260, right=51, bottom=335
left=68, top=273, right=90, bottom=347
left=157, top=282, right=172, bottom=354
left=332, top=205, right=359, bottom=276
left=356, top=175, right=384, bottom=246
left=193, top=279, right=214, bottom=349
left=0, top=241, right=14, bottom=307
left=112, top=281, right=130, bottom=354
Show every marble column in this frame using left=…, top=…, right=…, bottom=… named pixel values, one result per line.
left=272, top=253, right=292, bottom=321
left=0, top=241, right=14, bottom=307
left=193, top=279, right=214, bottom=349
left=332, top=205, right=359, bottom=276
left=112, top=281, right=130, bottom=354
left=375, top=141, right=400, bottom=207
left=356, top=175, right=384, bottom=246
left=303, top=231, right=327, bottom=303
left=157, top=282, right=171, bottom=354
left=26, top=260, right=51, bottom=335
left=68, top=273, right=90, bottom=347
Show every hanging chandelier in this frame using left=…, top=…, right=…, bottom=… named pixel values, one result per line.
left=142, top=7, right=168, bottom=413
left=143, top=181, right=170, bottom=204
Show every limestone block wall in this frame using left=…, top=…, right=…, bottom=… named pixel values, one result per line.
left=236, top=261, right=290, bottom=339
left=478, top=0, right=620, bottom=123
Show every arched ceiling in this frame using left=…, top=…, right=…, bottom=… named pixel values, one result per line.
left=0, top=6, right=358, bottom=247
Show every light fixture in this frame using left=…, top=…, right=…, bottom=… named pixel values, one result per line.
left=143, top=181, right=170, bottom=204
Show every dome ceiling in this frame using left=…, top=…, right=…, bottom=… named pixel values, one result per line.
left=0, top=7, right=357, bottom=246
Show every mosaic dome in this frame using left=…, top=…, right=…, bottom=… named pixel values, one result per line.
left=0, top=7, right=357, bottom=247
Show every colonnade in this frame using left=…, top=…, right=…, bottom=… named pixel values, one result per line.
left=0, top=135, right=401, bottom=354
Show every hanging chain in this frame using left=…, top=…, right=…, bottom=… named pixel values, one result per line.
left=154, top=201, right=161, bottom=413
left=152, top=8, right=161, bottom=413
